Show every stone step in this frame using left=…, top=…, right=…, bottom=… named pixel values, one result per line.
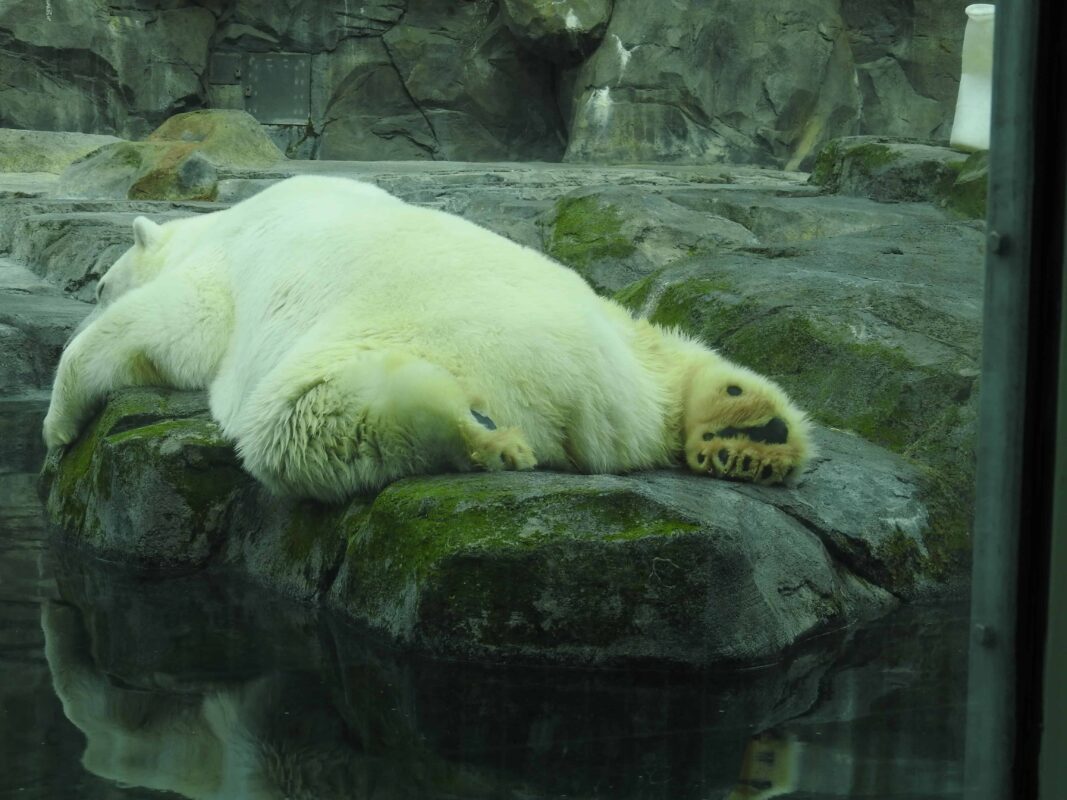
left=0, top=198, right=220, bottom=298
left=0, top=257, right=91, bottom=393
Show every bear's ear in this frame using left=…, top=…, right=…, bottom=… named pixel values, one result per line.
left=132, top=216, right=163, bottom=250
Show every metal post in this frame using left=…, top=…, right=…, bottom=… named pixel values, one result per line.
left=1041, top=208, right=1067, bottom=799
left=965, top=0, right=1066, bottom=796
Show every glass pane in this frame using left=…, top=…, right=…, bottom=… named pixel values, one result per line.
left=3, top=1, right=1047, bottom=798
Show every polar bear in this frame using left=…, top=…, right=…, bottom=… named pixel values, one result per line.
left=44, top=176, right=811, bottom=502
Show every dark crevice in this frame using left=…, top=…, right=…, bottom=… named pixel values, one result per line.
left=773, top=500, right=896, bottom=598
left=380, top=11, right=441, bottom=159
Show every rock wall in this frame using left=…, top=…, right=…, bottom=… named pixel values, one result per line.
left=0, top=1, right=970, bottom=167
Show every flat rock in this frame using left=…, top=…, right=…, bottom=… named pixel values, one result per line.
left=0, top=129, right=121, bottom=175
left=39, top=386, right=961, bottom=666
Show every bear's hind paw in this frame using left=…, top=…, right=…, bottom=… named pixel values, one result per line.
left=468, top=427, right=537, bottom=472
left=686, top=418, right=809, bottom=486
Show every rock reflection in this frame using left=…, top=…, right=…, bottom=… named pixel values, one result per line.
left=728, top=609, right=967, bottom=799
left=41, top=549, right=966, bottom=800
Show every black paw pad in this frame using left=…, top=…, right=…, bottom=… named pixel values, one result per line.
left=727, top=385, right=743, bottom=396
left=718, top=449, right=730, bottom=466
left=746, top=417, right=789, bottom=445
left=470, top=409, right=497, bottom=430
left=697, top=453, right=706, bottom=464
left=760, top=464, right=774, bottom=481
left=741, top=456, right=752, bottom=471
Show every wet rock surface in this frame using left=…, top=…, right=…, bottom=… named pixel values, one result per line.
left=2, top=1, right=973, bottom=167
left=3, top=147, right=979, bottom=666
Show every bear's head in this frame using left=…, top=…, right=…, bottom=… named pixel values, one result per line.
left=94, top=216, right=170, bottom=308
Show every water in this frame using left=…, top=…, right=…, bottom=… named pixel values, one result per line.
left=0, top=396, right=967, bottom=799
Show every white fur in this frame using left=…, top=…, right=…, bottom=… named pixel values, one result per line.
left=44, top=176, right=811, bottom=501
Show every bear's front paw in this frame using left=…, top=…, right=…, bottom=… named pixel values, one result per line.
left=42, top=410, right=77, bottom=450
left=469, top=427, right=537, bottom=472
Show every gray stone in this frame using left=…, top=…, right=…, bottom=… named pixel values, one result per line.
left=0, top=1, right=216, bottom=138
left=0, top=259, right=91, bottom=390
left=842, top=0, right=970, bottom=140
left=500, top=0, right=613, bottom=64
left=41, top=389, right=247, bottom=572
left=381, top=0, right=565, bottom=161
left=0, top=129, right=122, bottom=175
left=316, top=38, right=439, bottom=160
left=856, top=57, right=947, bottom=139
left=220, top=0, right=405, bottom=53
left=1, top=1, right=973, bottom=169
left=564, top=0, right=862, bottom=168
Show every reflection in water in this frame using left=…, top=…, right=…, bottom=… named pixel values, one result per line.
left=2, top=397, right=967, bottom=799
left=41, top=602, right=501, bottom=800
left=36, top=552, right=967, bottom=800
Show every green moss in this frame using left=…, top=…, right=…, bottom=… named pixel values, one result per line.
left=282, top=501, right=345, bottom=563
left=877, top=528, right=924, bottom=592
left=809, top=139, right=842, bottom=186
left=912, top=466, right=973, bottom=581
left=105, top=417, right=224, bottom=447
left=612, top=273, right=658, bottom=312
left=646, top=278, right=738, bottom=332
left=941, top=152, right=988, bottom=219
left=810, top=139, right=901, bottom=191
left=340, top=477, right=701, bottom=623
left=544, top=195, right=636, bottom=281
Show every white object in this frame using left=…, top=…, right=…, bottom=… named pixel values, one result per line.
left=950, top=4, right=996, bottom=152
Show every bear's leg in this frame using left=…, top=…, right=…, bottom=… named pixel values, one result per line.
left=43, top=276, right=229, bottom=449
left=237, top=349, right=536, bottom=501
left=680, top=357, right=812, bottom=485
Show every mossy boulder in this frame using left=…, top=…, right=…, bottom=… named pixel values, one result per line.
left=811, top=136, right=970, bottom=205
left=41, top=388, right=248, bottom=570
left=541, top=187, right=756, bottom=294
left=55, top=111, right=284, bottom=202
left=613, top=221, right=983, bottom=582
left=42, top=386, right=969, bottom=667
